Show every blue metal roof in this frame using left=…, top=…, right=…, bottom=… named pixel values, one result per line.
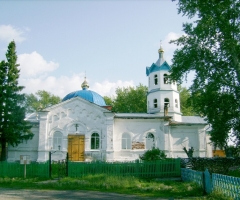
left=146, top=61, right=171, bottom=76
left=62, top=89, right=106, bottom=106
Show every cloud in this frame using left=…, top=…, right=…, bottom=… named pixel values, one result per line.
left=18, top=51, right=59, bottom=78
left=162, top=32, right=183, bottom=51
left=20, top=74, right=135, bottom=98
left=156, top=32, right=184, bottom=64
left=92, top=80, right=135, bottom=97
left=0, top=25, right=26, bottom=43
left=17, top=51, right=135, bottom=98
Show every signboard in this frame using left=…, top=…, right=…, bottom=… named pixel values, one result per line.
left=20, top=155, right=31, bottom=165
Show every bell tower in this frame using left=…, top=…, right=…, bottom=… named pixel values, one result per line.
left=146, top=45, right=181, bottom=120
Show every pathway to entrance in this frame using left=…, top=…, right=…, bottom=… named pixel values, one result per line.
left=0, top=188, right=171, bottom=200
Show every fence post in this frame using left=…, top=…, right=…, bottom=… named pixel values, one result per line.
left=203, top=169, right=212, bottom=194
left=49, top=152, right=51, bottom=178
left=66, top=153, right=68, bottom=177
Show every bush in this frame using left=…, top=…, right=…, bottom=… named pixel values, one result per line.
left=139, top=148, right=167, bottom=161
left=181, top=157, right=240, bottom=175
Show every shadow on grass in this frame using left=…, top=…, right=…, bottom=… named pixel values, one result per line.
left=0, top=175, right=233, bottom=199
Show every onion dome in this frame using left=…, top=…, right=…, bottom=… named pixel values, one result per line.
left=62, top=77, right=106, bottom=106
left=146, top=44, right=171, bottom=76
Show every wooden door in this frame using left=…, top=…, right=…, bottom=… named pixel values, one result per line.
left=68, top=135, right=85, bottom=161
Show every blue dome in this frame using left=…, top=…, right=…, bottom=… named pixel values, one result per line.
left=62, top=88, right=106, bottom=106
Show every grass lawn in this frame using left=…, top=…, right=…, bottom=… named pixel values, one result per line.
left=0, top=174, right=232, bottom=200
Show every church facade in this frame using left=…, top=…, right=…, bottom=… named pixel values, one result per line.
left=7, top=47, right=212, bottom=162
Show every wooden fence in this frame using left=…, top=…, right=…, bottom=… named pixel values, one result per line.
left=181, top=168, right=203, bottom=187
left=68, top=159, right=181, bottom=178
left=0, top=161, right=49, bottom=178
left=181, top=168, right=240, bottom=200
left=213, top=173, right=240, bottom=200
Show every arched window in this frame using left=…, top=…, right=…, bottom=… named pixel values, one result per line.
left=122, top=133, right=131, bottom=149
left=164, top=74, right=169, bottom=84
left=164, top=98, right=170, bottom=107
left=146, top=133, right=155, bottom=150
left=154, top=99, right=158, bottom=108
left=175, top=99, right=178, bottom=108
left=91, top=133, right=100, bottom=149
left=53, top=131, right=62, bottom=150
left=154, top=74, right=158, bottom=85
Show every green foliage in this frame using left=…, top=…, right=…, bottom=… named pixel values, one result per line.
left=225, top=145, right=240, bottom=157
left=103, top=95, right=113, bottom=106
left=25, top=90, right=61, bottom=113
left=181, top=157, right=240, bottom=175
left=178, top=85, right=195, bottom=116
left=105, top=84, right=147, bottom=113
left=170, top=0, right=240, bottom=148
left=139, top=148, right=167, bottom=161
left=104, top=84, right=194, bottom=115
left=0, top=41, right=33, bottom=161
left=0, top=175, right=204, bottom=198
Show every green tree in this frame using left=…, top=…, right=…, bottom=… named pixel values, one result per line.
left=103, top=96, right=114, bottom=107
left=25, top=90, right=61, bottom=113
left=0, top=41, right=33, bottom=161
left=139, top=147, right=167, bottom=161
left=170, top=0, right=240, bottom=148
left=111, top=84, right=147, bottom=113
left=178, top=85, right=195, bottom=116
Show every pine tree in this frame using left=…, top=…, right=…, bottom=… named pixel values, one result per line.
left=0, top=41, right=33, bottom=161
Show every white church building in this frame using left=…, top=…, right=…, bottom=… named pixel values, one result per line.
left=8, top=46, right=212, bottom=162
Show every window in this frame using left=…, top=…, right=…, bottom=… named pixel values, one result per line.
left=154, top=74, right=158, bottom=85
left=154, top=99, right=158, bottom=108
left=122, top=133, right=131, bottom=149
left=164, top=74, right=169, bottom=84
left=164, top=98, right=170, bottom=107
left=175, top=99, right=178, bottom=108
left=91, top=133, right=100, bottom=149
left=53, top=131, right=62, bottom=150
left=146, top=133, right=155, bottom=150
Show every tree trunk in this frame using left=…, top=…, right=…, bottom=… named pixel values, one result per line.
left=0, top=141, right=7, bottom=161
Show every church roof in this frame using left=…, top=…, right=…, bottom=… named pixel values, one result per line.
left=114, top=113, right=171, bottom=119
left=62, top=77, right=106, bottom=106
left=146, top=46, right=171, bottom=76
left=169, top=116, right=207, bottom=126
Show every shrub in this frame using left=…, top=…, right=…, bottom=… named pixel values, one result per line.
left=181, top=157, right=240, bottom=175
left=139, top=147, right=167, bottom=161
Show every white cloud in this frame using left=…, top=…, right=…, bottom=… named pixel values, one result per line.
left=156, top=32, right=184, bottom=64
left=18, top=51, right=59, bottom=77
left=162, top=32, right=183, bottom=51
left=92, top=80, right=135, bottom=97
left=18, top=51, right=135, bottom=98
left=20, top=74, right=83, bottom=98
left=20, top=74, right=135, bottom=98
left=0, top=25, right=26, bottom=43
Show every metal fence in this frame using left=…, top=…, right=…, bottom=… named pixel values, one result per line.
left=181, top=168, right=240, bottom=200
left=0, top=161, right=49, bottom=178
left=68, top=159, right=181, bottom=178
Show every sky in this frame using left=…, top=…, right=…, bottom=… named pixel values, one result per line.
left=0, top=0, right=192, bottom=99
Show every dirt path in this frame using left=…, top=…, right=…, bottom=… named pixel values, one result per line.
left=0, top=188, right=171, bottom=200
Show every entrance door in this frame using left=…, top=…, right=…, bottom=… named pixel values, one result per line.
left=68, top=135, right=85, bottom=161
